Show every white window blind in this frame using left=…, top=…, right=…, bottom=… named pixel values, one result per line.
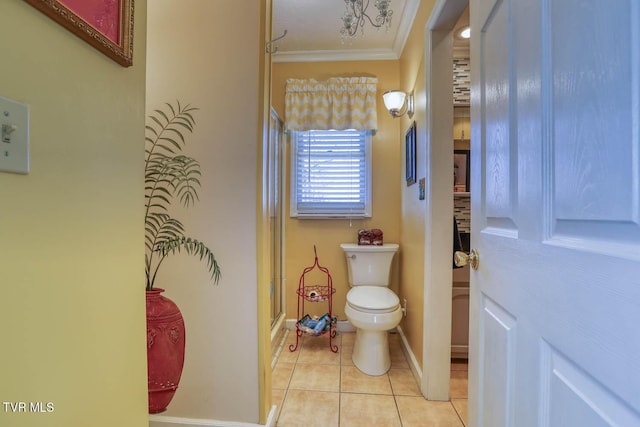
left=290, top=130, right=372, bottom=218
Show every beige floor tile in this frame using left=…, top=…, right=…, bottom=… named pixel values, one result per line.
left=271, top=388, right=286, bottom=422
left=340, top=393, right=401, bottom=427
left=340, top=332, right=356, bottom=346
left=286, top=335, right=303, bottom=353
left=388, top=368, right=421, bottom=396
left=451, top=399, right=468, bottom=426
left=341, top=365, right=393, bottom=395
left=396, top=396, right=464, bottom=427
left=273, top=328, right=469, bottom=426
left=390, top=344, right=409, bottom=369
left=450, top=369, right=468, bottom=399
left=285, top=330, right=300, bottom=344
left=297, top=340, right=341, bottom=365
left=340, top=345, right=354, bottom=366
left=330, top=332, right=342, bottom=347
left=277, top=390, right=339, bottom=427
left=287, top=332, right=338, bottom=353
left=273, top=362, right=295, bottom=390
left=388, top=331, right=402, bottom=345
left=301, top=333, right=339, bottom=349
left=277, top=346, right=300, bottom=364
left=289, top=363, right=340, bottom=392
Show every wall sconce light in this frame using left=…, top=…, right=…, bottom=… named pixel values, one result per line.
left=383, top=90, right=414, bottom=118
left=458, top=26, right=471, bottom=39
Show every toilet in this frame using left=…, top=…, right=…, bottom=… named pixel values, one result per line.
left=340, top=243, right=402, bottom=376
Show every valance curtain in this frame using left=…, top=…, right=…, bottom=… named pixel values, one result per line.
left=285, top=77, right=378, bottom=131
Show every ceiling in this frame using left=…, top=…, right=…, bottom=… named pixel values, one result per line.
left=271, top=0, right=469, bottom=63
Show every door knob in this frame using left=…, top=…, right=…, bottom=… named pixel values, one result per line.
left=454, top=249, right=479, bottom=270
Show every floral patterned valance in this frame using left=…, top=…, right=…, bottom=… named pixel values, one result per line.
left=285, top=77, right=378, bottom=131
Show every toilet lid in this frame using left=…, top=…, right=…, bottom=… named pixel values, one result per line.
left=347, top=287, right=400, bottom=313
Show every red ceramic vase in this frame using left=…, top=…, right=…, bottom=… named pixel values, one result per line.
left=146, top=288, right=185, bottom=413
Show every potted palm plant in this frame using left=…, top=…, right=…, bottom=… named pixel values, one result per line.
left=144, top=101, right=221, bottom=413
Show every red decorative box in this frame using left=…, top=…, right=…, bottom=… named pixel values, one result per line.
left=358, top=229, right=383, bottom=245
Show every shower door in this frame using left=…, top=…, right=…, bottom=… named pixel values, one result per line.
left=268, top=108, right=285, bottom=327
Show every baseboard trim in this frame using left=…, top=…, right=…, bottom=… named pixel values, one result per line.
left=265, top=405, right=277, bottom=427
left=149, top=412, right=275, bottom=427
left=450, top=344, right=468, bottom=359
left=271, top=314, right=286, bottom=344
left=396, top=325, right=423, bottom=395
left=271, top=327, right=289, bottom=369
left=271, top=315, right=287, bottom=369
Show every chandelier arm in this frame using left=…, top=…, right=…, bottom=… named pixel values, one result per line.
left=359, top=0, right=380, bottom=27
left=341, top=0, right=392, bottom=39
left=362, top=13, right=383, bottom=28
left=345, top=0, right=361, bottom=18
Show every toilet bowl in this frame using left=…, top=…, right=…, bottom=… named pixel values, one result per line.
left=340, top=243, right=402, bottom=376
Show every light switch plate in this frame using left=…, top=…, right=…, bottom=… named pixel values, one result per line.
left=0, top=96, right=30, bottom=174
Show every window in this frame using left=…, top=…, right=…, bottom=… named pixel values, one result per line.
left=290, top=129, right=372, bottom=218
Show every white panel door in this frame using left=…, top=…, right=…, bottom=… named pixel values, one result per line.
left=469, top=1, right=640, bottom=426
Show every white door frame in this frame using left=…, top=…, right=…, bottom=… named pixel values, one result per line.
left=422, top=0, right=469, bottom=400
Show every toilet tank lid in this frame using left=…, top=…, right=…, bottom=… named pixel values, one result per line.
left=340, top=243, right=399, bottom=252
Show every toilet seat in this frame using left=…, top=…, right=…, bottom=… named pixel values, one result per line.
left=346, top=286, right=400, bottom=314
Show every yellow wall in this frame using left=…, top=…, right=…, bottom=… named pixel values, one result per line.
left=147, top=0, right=262, bottom=423
left=272, top=61, right=402, bottom=321
left=0, top=2, right=148, bottom=426
left=397, top=0, right=438, bottom=370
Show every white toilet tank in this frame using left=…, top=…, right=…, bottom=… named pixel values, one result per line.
left=340, top=243, right=399, bottom=287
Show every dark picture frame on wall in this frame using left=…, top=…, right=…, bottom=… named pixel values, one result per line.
left=453, top=149, right=470, bottom=192
left=405, top=121, right=417, bottom=186
left=25, top=0, right=134, bottom=67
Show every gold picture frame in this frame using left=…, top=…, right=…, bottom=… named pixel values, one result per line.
left=25, top=0, right=134, bottom=67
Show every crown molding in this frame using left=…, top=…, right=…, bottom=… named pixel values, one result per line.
left=271, top=0, right=420, bottom=63
left=272, top=48, right=398, bottom=63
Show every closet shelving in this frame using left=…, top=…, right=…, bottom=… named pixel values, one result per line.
left=288, top=246, right=338, bottom=353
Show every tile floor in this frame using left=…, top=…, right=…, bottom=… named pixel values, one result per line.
left=272, top=330, right=468, bottom=427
